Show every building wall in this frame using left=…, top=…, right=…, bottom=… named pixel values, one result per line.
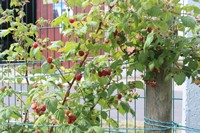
left=182, top=1, right=200, bottom=133
left=36, top=1, right=104, bottom=67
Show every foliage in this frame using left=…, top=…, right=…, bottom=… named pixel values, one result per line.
left=0, top=0, right=200, bottom=132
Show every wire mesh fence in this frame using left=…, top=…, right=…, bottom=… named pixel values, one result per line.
left=0, top=60, right=182, bottom=133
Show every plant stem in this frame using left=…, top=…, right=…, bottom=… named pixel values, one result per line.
left=62, top=51, right=89, bottom=105
left=16, top=94, right=25, bottom=105
left=90, top=78, right=112, bottom=111
left=56, top=66, right=71, bottom=85
left=20, top=60, right=29, bottom=133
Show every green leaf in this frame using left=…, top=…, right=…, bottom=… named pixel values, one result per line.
left=79, top=26, right=87, bottom=34
left=118, top=106, right=125, bottom=115
left=144, top=32, right=154, bottom=50
left=110, top=60, right=123, bottom=69
left=148, top=62, right=155, bottom=71
left=2, top=131, right=9, bottom=133
left=16, top=78, right=23, bottom=84
left=82, top=0, right=90, bottom=8
left=58, top=41, right=78, bottom=53
left=134, top=63, right=145, bottom=72
left=174, top=72, right=186, bottom=85
left=75, top=13, right=86, bottom=21
left=41, top=62, right=50, bottom=73
left=33, top=47, right=40, bottom=56
left=181, top=16, right=196, bottom=29
left=77, top=118, right=91, bottom=131
left=53, top=58, right=62, bottom=66
left=48, top=41, right=63, bottom=50
left=129, top=108, right=135, bottom=116
left=65, top=125, right=82, bottom=133
left=147, top=6, right=162, bottom=16
left=188, top=60, right=198, bottom=70
left=51, top=14, right=66, bottom=26
left=98, top=99, right=109, bottom=109
left=134, top=81, right=144, bottom=89
left=98, top=77, right=108, bottom=86
left=108, top=84, right=117, bottom=96
left=34, top=114, right=47, bottom=127
left=12, top=110, right=22, bottom=119
left=133, top=13, right=138, bottom=27
left=120, top=101, right=130, bottom=113
left=88, top=126, right=104, bottom=133
left=4, top=108, right=11, bottom=120
left=86, top=21, right=98, bottom=27
left=101, top=111, right=107, bottom=120
left=106, top=118, right=118, bottom=127
left=46, top=98, right=58, bottom=114
left=12, top=125, right=21, bottom=133
left=55, top=109, right=65, bottom=123
left=0, top=30, right=10, bottom=38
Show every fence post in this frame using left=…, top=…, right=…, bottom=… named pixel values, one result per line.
left=145, top=70, right=172, bottom=133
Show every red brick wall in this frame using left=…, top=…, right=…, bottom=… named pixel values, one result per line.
left=36, top=1, right=104, bottom=67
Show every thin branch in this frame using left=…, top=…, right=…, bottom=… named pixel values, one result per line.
left=16, top=94, right=25, bottom=105
left=90, top=78, right=112, bottom=111
left=62, top=51, right=89, bottom=105
left=56, top=66, right=71, bottom=85
left=77, top=86, right=86, bottom=103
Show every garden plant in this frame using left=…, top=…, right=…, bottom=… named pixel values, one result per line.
left=0, top=0, right=200, bottom=133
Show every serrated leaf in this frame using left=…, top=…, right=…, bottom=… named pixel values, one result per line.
left=88, top=126, right=104, bottom=133
left=12, top=125, right=21, bottom=133
left=134, top=81, right=144, bottom=89
left=58, top=41, right=78, bottom=53
left=108, top=84, right=116, bottom=96
left=120, top=101, right=130, bottom=113
left=101, top=111, right=107, bottom=120
left=4, top=108, right=11, bottom=120
left=77, top=118, right=91, bottom=131
left=82, top=0, right=89, bottom=8
left=130, top=108, right=135, bottom=116
left=149, top=62, right=155, bottom=71
left=106, top=118, right=118, bottom=127
left=174, top=72, right=186, bottom=85
left=188, top=60, right=198, bottom=70
left=53, top=58, right=62, bottom=66
left=86, top=21, right=98, bottom=27
left=48, top=41, right=63, bottom=50
left=34, top=114, right=47, bottom=127
left=33, top=47, right=40, bottom=55
left=12, top=110, right=22, bottom=119
left=144, top=32, right=154, bottom=50
left=133, top=13, right=138, bottom=27
left=98, top=77, right=108, bottom=86
left=16, top=78, right=23, bottom=84
left=41, top=62, right=50, bottom=73
left=181, top=16, right=196, bottom=29
left=134, top=63, right=145, bottom=72
left=65, top=125, right=82, bottom=133
left=98, top=99, right=109, bottom=109
left=147, top=6, right=162, bottom=16
left=0, top=30, right=10, bottom=38
left=55, top=109, right=65, bottom=123
left=46, top=98, right=58, bottom=114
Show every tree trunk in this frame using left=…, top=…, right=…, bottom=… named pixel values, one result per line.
left=145, top=70, right=172, bottom=133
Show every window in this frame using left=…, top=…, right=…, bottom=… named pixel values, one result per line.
left=53, top=2, right=73, bottom=19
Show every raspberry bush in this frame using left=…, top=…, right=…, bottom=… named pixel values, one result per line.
left=0, top=0, right=200, bottom=133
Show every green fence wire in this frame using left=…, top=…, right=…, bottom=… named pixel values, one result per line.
left=0, top=60, right=183, bottom=133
